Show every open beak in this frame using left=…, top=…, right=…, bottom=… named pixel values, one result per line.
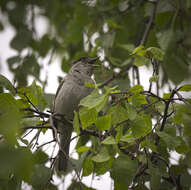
left=88, top=56, right=100, bottom=64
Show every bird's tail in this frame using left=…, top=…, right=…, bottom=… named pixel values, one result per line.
left=58, top=124, right=72, bottom=172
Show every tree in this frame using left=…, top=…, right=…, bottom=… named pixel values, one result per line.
left=0, top=0, right=191, bottom=189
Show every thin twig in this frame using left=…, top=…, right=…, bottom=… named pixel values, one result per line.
left=37, top=140, right=56, bottom=149
left=21, top=108, right=50, bottom=118
left=23, top=93, right=39, bottom=112
left=140, top=0, right=159, bottom=46
left=99, top=63, right=133, bottom=89
left=22, top=129, right=33, bottom=138
left=23, top=125, right=52, bottom=130
left=160, top=89, right=177, bottom=132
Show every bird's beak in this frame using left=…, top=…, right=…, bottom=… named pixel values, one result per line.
left=89, top=56, right=100, bottom=64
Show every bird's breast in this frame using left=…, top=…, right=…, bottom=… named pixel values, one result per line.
left=54, top=78, right=93, bottom=120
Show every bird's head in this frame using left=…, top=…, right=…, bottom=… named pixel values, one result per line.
left=70, top=57, right=99, bottom=76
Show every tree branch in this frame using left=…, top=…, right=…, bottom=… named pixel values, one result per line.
left=160, top=89, right=177, bottom=132
left=140, top=0, right=159, bottom=46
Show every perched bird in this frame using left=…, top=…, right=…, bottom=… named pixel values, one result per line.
left=53, top=57, right=99, bottom=171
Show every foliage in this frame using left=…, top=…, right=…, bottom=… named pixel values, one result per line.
left=0, top=0, right=191, bottom=190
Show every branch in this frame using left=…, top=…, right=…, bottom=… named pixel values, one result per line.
left=140, top=0, right=159, bottom=46
left=23, top=93, right=39, bottom=112
left=160, top=89, right=177, bottom=131
left=80, top=128, right=102, bottom=138
left=99, top=1, right=159, bottom=89
left=22, top=125, right=52, bottom=130
left=99, top=63, right=133, bottom=89
left=21, top=108, right=50, bottom=118
left=37, top=139, right=56, bottom=149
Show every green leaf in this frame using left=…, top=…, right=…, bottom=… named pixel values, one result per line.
left=108, top=104, right=129, bottom=125
left=10, top=28, right=32, bottom=51
left=22, top=55, right=40, bottom=79
left=73, top=111, right=80, bottom=135
left=76, top=146, right=90, bottom=153
left=85, top=81, right=96, bottom=88
left=82, top=157, right=94, bottom=176
left=125, top=103, right=137, bottom=120
left=175, top=137, right=190, bottom=154
left=33, top=150, right=48, bottom=164
left=107, top=19, right=123, bottom=29
left=102, top=136, right=117, bottom=145
left=44, top=93, right=55, bottom=109
left=183, top=115, right=191, bottom=138
left=118, top=44, right=135, bottom=52
left=79, top=107, right=97, bottom=129
left=132, top=45, right=145, bottom=55
left=157, top=131, right=181, bottom=149
left=120, top=132, right=136, bottom=144
left=156, top=30, right=173, bottom=51
left=146, top=47, right=164, bottom=61
left=80, top=89, right=109, bottom=112
left=148, top=164, right=162, bottom=189
left=61, top=57, right=71, bottom=73
left=94, top=158, right=113, bottom=175
left=91, top=147, right=110, bottom=163
left=129, top=85, right=144, bottom=93
left=0, top=93, right=20, bottom=145
left=95, top=115, right=111, bottom=131
left=130, top=93, right=147, bottom=107
left=162, top=48, right=189, bottom=84
left=178, top=84, right=191, bottom=92
left=111, top=155, right=138, bottom=187
left=21, top=117, right=40, bottom=127
left=131, top=114, right=152, bottom=138
left=30, top=165, right=51, bottom=189
left=149, top=75, right=159, bottom=83
left=96, top=32, right=115, bottom=50
left=163, top=92, right=171, bottom=99
left=115, top=125, right=123, bottom=143
left=18, top=81, right=47, bottom=111
left=133, top=55, right=150, bottom=67
left=173, top=104, right=191, bottom=124
left=0, top=145, right=34, bottom=182
left=141, top=137, right=157, bottom=152
left=0, top=74, right=16, bottom=95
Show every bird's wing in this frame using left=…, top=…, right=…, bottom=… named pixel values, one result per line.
left=53, top=78, right=66, bottom=112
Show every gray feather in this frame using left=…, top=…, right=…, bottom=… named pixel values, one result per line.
left=53, top=58, right=97, bottom=172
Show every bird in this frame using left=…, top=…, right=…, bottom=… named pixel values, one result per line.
left=52, top=57, right=99, bottom=171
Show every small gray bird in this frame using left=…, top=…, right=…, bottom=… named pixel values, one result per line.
left=53, top=57, right=98, bottom=171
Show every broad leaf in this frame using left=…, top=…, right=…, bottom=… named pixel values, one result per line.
left=108, top=104, right=129, bottom=125
left=79, top=107, right=97, bottom=129
left=76, top=146, right=90, bottom=153
left=102, top=136, right=117, bottom=145
left=18, top=81, right=47, bottom=111
left=178, top=84, right=191, bottom=92
left=146, top=47, right=164, bottom=61
left=73, top=111, right=80, bottom=135
left=82, top=157, right=94, bottom=176
left=131, top=114, right=152, bottom=138
left=111, top=155, right=138, bottom=187
left=95, top=115, right=111, bottom=131
left=134, top=55, right=150, bottom=67
left=157, top=131, right=181, bottom=149
left=91, top=147, right=110, bottom=163
left=80, top=89, right=109, bottom=112
left=125, top=103, right=137, bottom=120
left=0, top=74, right=16, bottom=95
left=0, top=93, right=20, bottom=145
left=30, top=165, right=51, bottom=188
